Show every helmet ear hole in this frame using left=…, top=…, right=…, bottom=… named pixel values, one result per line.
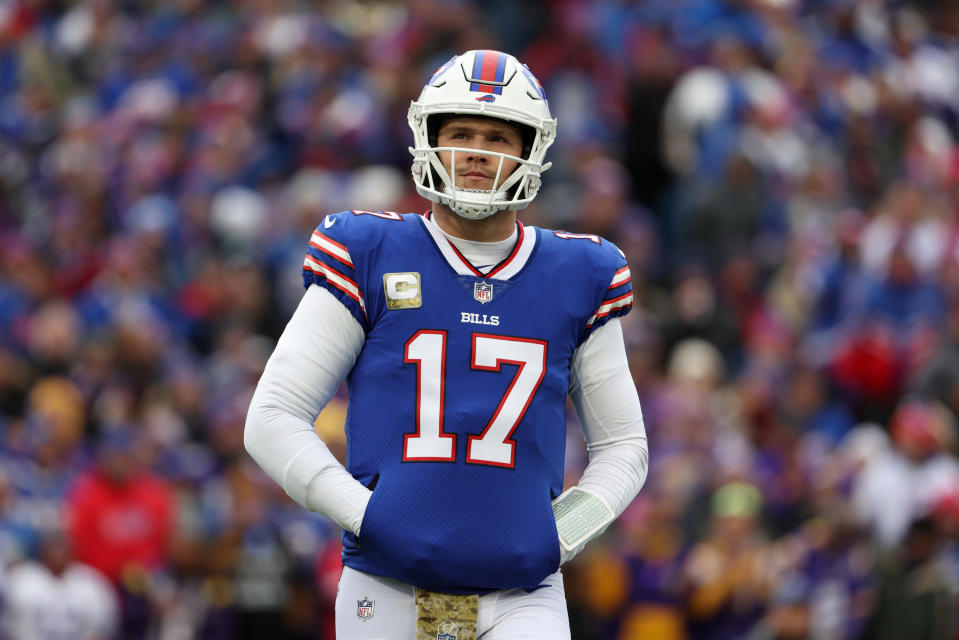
left=520, top=125, right=535, bottom=160
left=426, top=114, right=451, bottom=148
left=424, top=114, right=449, bottom=190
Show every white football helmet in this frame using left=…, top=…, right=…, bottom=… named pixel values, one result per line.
left=408, top=50, right=557, bottom=220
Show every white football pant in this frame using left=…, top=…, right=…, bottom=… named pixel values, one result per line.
left=335, top=566, right=571, bottom=639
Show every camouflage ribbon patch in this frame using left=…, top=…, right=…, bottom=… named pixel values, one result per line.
left=414, top=589, right=479, bottom=640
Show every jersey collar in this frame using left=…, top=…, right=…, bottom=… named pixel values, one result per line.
left=419, top=212, right=537, bottom=280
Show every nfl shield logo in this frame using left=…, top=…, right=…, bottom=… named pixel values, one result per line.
left=437, top=619, right=458, bottom=640
left=473, top=281, right=493, bottom=304
left=356, top=597, right=374, bottom=621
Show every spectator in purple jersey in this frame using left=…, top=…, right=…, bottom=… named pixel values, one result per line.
left=681, top=481, right=771, bottom=640
left=614, top=498, right=688, bottom=640
left=742, top=572, right=811, bottom=640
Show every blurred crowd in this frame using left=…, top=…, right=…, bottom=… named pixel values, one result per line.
left=4, top=0, right=959, bottom=638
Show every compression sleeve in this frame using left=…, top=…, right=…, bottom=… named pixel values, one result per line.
left=244, top=284, right=372, bottom=535
left=563, top=317, right=649, bottom=562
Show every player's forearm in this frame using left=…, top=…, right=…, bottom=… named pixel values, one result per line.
left=579, top=434, right=648, bottom=515
left=558, top=318, right=648, bottom=561
left=244, top=285, right=370, bottom=533
left=570, top=318, right=649, bottom=509
left=246, top=385, right=370, bottom=534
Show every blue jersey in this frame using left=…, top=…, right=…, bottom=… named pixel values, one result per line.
left=302, top=210, right=632, bottom=593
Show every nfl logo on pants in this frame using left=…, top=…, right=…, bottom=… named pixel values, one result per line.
left=356, top=597, right=374, bottom=621
left=473, top=281, right=493, bottom=304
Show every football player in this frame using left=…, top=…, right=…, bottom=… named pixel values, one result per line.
left=245, top=49, right=649, bottom=639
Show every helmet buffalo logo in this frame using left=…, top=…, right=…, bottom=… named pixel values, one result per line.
left=475, top=94, right=496, bottom=103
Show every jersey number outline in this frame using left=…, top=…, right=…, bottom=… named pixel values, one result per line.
left=350, top=209, right=403, bottom=220
left=553, top=231, right=601, bottom=244
left=403, top=331, right=547, bottom=468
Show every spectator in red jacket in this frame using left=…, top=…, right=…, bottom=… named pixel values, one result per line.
left=64, top=426, right=174, bottom=585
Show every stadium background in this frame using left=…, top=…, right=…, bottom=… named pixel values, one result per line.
left=3, top=0, right=959, bottom=638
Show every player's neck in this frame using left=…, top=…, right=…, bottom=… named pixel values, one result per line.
left=431, top=206, right=517, bottom=243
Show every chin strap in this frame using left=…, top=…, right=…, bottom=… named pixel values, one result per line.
left=445, top=187, right=505, bottom=219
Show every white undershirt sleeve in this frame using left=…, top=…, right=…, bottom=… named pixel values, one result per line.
left=244, top=284, right=372, bottom=535
left=560, top=317, right=649, bottom=562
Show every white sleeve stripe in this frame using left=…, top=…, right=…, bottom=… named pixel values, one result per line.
left=310, top=231, right=354, bottom=267
left=586, top=293, right=633, bottom=328
left=303, top=256, right=367, bottom=314
left=609, top=267, right=631, bottom=288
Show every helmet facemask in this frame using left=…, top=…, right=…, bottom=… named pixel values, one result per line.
left=410, top=112, right=550, bottom=220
